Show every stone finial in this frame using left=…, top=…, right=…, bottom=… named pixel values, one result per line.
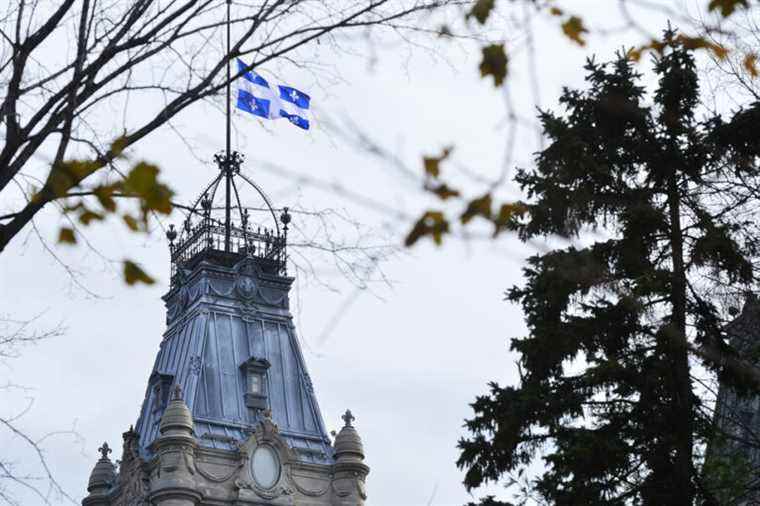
left=159, top=384, right=194, bottom=437
left=334, top=409, right=365, bottom=464
left=86, top=443, right=116, bottom=495
left=98, top=442, right=112, bottom=460
left=342, top=409, right=355, bottom=427
left=263, top=408, right=272, bottom=420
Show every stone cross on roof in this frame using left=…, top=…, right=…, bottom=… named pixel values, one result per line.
left=98, top=442, right=112, bottom=460
left=341, top=409, right=354, bottom=427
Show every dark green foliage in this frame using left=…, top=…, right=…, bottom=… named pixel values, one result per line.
left=458, top=30, right=760, bottom=505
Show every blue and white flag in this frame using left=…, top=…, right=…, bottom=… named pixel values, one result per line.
left=235, top=60, right=310, bottom=130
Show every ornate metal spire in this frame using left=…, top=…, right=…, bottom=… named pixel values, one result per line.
left=163, top=2, right=291, bottom=284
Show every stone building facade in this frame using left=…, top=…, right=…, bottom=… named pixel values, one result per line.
left=82, top=160, right=368, bottom=506
left=710, top=297, right=760, bottom=504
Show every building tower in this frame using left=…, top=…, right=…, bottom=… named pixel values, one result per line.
left=82, top=153, right=369, bottom=505
left=708, top=295, right=760, bottom=504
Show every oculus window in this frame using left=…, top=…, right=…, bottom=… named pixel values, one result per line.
left=250, top=446, right=280, bottom=489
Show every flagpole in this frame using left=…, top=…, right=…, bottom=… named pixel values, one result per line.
left=223, top=0, right=232, bottom=252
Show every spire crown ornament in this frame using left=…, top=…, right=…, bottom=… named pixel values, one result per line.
left=341, top=409, right=355, bottom=427
left=98, top=442, right=112, bottom=460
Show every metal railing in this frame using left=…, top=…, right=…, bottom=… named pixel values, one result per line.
left=169, top=216, right=286, bottom=282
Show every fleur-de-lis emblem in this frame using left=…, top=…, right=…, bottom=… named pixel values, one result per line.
left=98, top=442, right=112, bottom=459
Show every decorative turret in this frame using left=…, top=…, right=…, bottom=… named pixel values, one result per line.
left=331, top=410, right=369, bottom=505
left=150, top=385, right=201, bottom=506
left=159, top=384, right=194, bottom=438
left=82, top=443, right=115, bottom=506
left=334, top=410, right=365, bottom=464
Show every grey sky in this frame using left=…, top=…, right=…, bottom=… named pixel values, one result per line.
left=0, top=2, right=714, bottom=504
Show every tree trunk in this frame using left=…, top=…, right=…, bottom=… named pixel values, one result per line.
left=666, top=167, right=695, bottom=505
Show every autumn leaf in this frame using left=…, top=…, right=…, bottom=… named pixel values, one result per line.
left=461, top=193, right=493, bottom=224
left=122, top=161, right=174, bottom=219
left=561, top=16, right=588, bottom=47
left=44, top=159, right=102, bottom=199
left=479, top=44, right=508, bottom=87
left=58, top=227, right=76, bottom=244
left=677, top=35, right=728, bottom=60
left=78, top=209, right=104, bottom=225
left=627, top=48, right=643, bottom=63
left=423, top=146, right=453, bottom=177
left=93, top=184, right=118, bottom=212
left=110, top=135, right=129, bottom=157
left=708, top=0, right=749, bottom=17
left=122, top=214, right=139, bottom=231
left=405, top=211, right=450, bottom=247
left=493, top=202, right=527, bottom=236
left=429, top=183, right=460, bottom=200
left=744, top=53, right=758, bottom=77
left=468, top=0, right=495, bottom=24
left=124, top=260, right=155, bottom=285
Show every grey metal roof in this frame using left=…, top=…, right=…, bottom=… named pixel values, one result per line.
left=133, top=254, right=333, bottom=464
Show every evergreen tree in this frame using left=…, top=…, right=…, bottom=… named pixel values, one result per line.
left=457, top=31, right=760, bottom=505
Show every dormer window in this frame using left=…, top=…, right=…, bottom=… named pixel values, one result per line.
left=249, top=373, right=262, bottom=395
left=240, top=357, right=271, bottom=411
left=149, top=373, right=174, bottom=414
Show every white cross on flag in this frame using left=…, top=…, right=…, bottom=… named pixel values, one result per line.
left=235, top=59, right=311, bottom=130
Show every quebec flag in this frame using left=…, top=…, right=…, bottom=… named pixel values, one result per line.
left=235, top=59, right=310, bottom=130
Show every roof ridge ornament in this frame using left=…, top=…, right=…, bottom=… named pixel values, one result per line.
left=98, top=442, right=112, bottom=460
left=341, top=409, right=355, bottom=427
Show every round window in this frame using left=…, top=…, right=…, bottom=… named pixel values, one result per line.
left=250, top=446, right=280, bottom=489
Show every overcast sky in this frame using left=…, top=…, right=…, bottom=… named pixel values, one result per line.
left=0, top=2, right=722, bottom=505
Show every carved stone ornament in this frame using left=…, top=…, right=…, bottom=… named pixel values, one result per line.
left=113, top=428, right=150, bottom=506
left=234, top=416, right=297, bottom=502
left=234, top=256, right=259, bottom=301
left=331, top=474, right=367, bottom=500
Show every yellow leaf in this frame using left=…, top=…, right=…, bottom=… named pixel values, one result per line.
left=124, top=260, right=155, bottom=285
left=110, top=136, right=130, bottom=158
left=626, top=48, right=642, bottom=62
left=423, top=146, right=453, bottom=177
left=428, top=182, right=460, bottom=200
left=46, top=159, right=101, bottom=198
left=479, top=44, right=508, bottom=87
left=493, top=202, right=527, bottom=236
left=676, top=35, right=729, bottom=60
left=744, top=53, right=758, bottom=77
left=710, top=43, right=729, bottom=60
left=468, top=0, right=495, bottom=25
left=549, top=7, right=563, bottom=16
left=78, top=209, right=104, bottom=225
left=93, top=185, right=118, bottom=212
left=405, top=211, right=450, bottom=247
left=58, top=227, right=76, bottom=244
left=122, top=214, right=139, bottom=231
left=461, top=193, right=493, bottom=224
left=708, top=0, right=749, bottom=17
left=122, top=161, right=174, bottom=217
left=561, top=16, right=588, bottom=47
